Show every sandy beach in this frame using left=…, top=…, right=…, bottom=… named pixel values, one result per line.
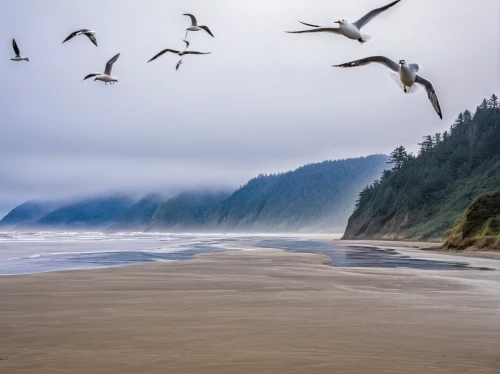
left=1, top=248, right=499, bottom=374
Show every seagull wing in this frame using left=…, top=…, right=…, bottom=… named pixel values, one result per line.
left=298, top=21, right=322, bottom=28
left=200, top=25, right=214, bottom=37
left=85, top=33, right=98, bottom=47
left=176, top=60, right=183, bottom=71
left=104, top=53, right=120, bottom=75
left=83, top=72, right=101, bottom=81
left=12, top=39, right=20, bottom=56
left=183, top=51, right=212, bottom=55
left=147, top=49, right=180, bottom=63
left=415, top=75, right=443, bottom=119
left=182, top=39, right=190, bottom=49
left=333, top=56, right=399, bottom=72
left=353, top=0, right=401, bottom=30
left=409, top=63, right=420, bottom=73
left=286, top=27, right=341, bottom=34
left=184, top=13, right=198, bottom=26
left=62, top=31, right=81, bottom=43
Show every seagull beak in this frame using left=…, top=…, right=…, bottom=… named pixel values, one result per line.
left=398, top=60, right=403, bottom=64
left=334, top=20, right=340, bottom=24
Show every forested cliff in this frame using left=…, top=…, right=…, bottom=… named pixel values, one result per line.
left=343, top=95, right=500, bottom=241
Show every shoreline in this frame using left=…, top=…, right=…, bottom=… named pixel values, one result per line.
left=2, top=234, right=500, bottom=277
left=337, top=238, right=500, bottom=262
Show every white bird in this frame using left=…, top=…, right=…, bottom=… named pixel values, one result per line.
left=63, top=29, right=98, bottom=47
left=286, top=0, right=401, bottom=44
left=148, top=40, right=211, bottom=71
left=184, top=13, right=214, bottom=39
left=83, top=53, right=120, bottom=85
left=333, top=56, right=443, bottom=119
left=11, top=39, right=29, bottom=62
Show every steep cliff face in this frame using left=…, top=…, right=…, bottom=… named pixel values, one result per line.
left=343, top=97, right=500, bottom=241
left=443, top=191, right=500, bottom=250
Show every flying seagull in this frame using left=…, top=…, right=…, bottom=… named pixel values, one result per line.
left=333, top=56, right=443, bottom=119
left=63, top=29, right=98, bottom=47
left=286, top=0, right=401, bottom=44
left=147, top=40, right=211, bottom=71
left=83, top=53, right=120, bottom=85
left=184, top=13, right=214, bottom=39
left=11, top=39, right=29, bottom=62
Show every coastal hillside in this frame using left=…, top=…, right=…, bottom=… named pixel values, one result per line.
left=35, top=196, right=134, bottom=230
left=443, top=191, right=500, bottom=251
left=0, top=201, right=61, bottom=229
left=204, top=155, right=388, bottom=233
left=343, top=95, right=500, bottom=241
left=146, top=192, right=229, bottom=232
left=107, top=194, right=163, bottom=232
left=2, top=156, right=387, bottom=233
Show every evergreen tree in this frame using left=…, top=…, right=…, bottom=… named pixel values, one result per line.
left=387, top=146, right=409, bottom=170
left=489, top=94, right=498, bottom=109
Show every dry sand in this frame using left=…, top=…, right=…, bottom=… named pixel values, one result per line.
left=1, top=249, right=499, bottom=374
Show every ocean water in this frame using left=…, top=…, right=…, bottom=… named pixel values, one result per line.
left=0, top=232, right=491, bottom=275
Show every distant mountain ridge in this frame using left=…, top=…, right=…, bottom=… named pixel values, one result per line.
left=1, top=155, right=388, bottom=233
left=0, top=201, right=62, bottom=229
left=203, top=156, right=389, bottom=233
left=146, top=191, right=230, bottom=232
left=343, top=95, right=500, bottom=241
left=107, top=194, right=164, bottom=232
left=35, top=196, right=134, bottom=230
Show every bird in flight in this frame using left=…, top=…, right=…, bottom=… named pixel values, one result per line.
left=184, top=13, right=214, bottom=39
left=148, top=40, right=211, bottom=71
left=286, top=0, right=401, bottom=44
left=83, top=53, right=121, bottom=85
left=63, top=29, right=98, bottom=47
left=333, top=56, right=443, bottom=119
left=11, top=39, right=29, bottom=62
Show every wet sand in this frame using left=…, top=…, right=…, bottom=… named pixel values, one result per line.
left=1, top=249, right=499, bottom=374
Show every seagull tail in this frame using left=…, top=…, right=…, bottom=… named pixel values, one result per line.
left=358, top=34, right=372, bottom=44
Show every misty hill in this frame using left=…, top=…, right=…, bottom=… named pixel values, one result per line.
left=34, top=196, right=134, bottom=230
left=0, top=201, right=60, bottom=229
left=343, top=95, right=500, bottom=241
left=107, top=194, right=163, bottom=232
left=203, top=155, right=389, bottom=233
left=443, top=190, right=500, bottom=251
left=146, top=192, right=230, bottom=232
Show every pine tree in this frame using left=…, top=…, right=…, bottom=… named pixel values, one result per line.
left=434, top=133, right=442, bottom=145
left=463, top=110, right=473, bottom=123
left=387, top=146, right=409, bottom=170
left=443, top=130, right=450, bottom=142
left=418, top=135, right=434, bottom=156
left=489, top=94, right=498, bottom=109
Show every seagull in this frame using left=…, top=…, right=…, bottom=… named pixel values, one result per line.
left=184, top=13, right=214, bottom=39
left=83, top=53, right=120, bottom=85
left=11, top=39, right=29, bottom=62
left=147, top=40, right=211, bottom=71
left=286, top=0, right=401, bottom=44
left=333, top=56, right=443, bottom=119
left=63, top=29, right=98, bottom=47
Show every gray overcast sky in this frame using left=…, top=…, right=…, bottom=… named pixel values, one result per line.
left=1, top=0, right=499, bottom=215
